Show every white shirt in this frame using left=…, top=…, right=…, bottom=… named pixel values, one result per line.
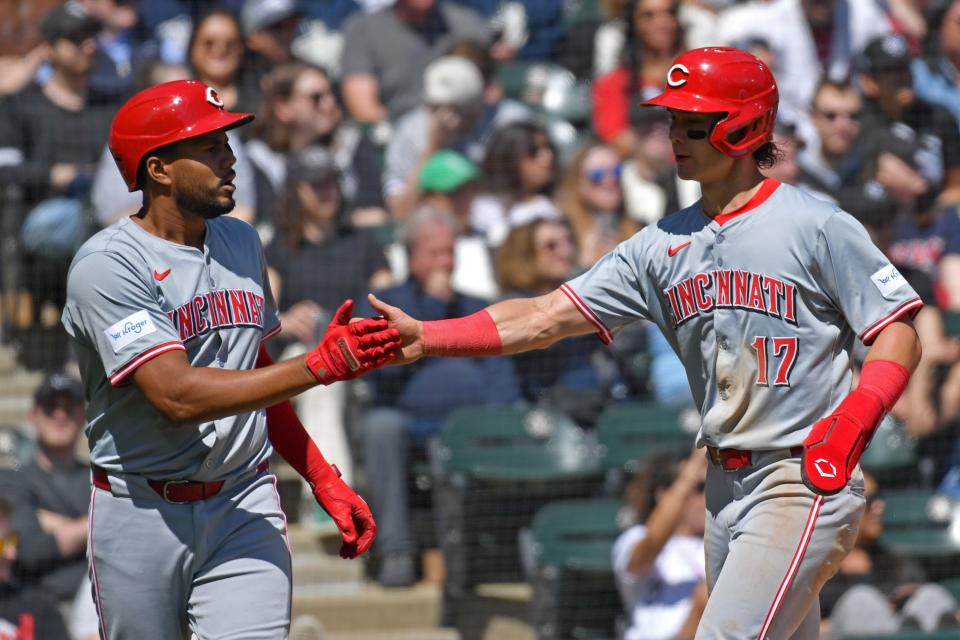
left=612, top=525, right=706, bottom=640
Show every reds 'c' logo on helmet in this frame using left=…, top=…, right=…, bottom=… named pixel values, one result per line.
left=643, top=47, right=779, bottom=158
left=206, top=86, right=224, bottom=108
left=666, top=64, right=690, bottom=88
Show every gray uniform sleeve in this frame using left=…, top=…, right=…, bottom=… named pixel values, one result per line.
left=259, top=239, right=281, bottom=342
left=561, top=239, right=655, bottom=344
left=813, top=211, right=922, bottom=345
left=62, top=251, right=185, bottom=385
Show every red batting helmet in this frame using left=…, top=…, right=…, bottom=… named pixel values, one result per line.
left=108, top=80, right=254, bottom=191
left=643, top=47, right=778, bottom=157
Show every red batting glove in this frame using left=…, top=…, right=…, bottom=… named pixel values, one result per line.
left=801, top=389, right=884, bottom=495
left=305, top=299, right=400, bottom=384
left=309, top=463, right=377, bottom=559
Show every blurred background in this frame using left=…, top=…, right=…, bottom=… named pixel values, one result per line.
left=1, top=0, right=960, bottom=639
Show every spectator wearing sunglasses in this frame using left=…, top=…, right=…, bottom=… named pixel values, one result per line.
left=0, top=496, right=71, bottom=640
left=0, top=373, right=90, bottom=616
left=471, top=120, right=562, bottom=247
left=495, top=218, right=615, bottom=423
left=613, top=447, right=708, bottom=640
left=247, top=62, right=385, bottom=229
left=795, top=78, right=866, bottom=203
left=556, top=141, right=637, bottom=269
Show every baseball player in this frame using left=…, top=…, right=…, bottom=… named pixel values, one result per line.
left=370, top=48, right=923, bottom=638
left=61, top=80, right=400, bottom=639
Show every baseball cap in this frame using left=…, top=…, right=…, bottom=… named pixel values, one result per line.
left=419, top=151, right=480, bottom=192
left=34, top=372, right=84, bottom=409
left=859, top=34, right=911, bottom=74
left=40, top=2, right=101, bottom=44
left=423, top=57, right=484, bottom=107
left=241, top=0, right=300, bottom=35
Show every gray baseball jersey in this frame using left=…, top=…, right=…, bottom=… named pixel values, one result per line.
left=570, top=179, right=915, bottom=638
left=562, top=179, right=922, bottom=451
left=61, top=215, right=280, bottom=481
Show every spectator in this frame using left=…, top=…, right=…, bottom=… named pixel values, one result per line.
left=795, top=79, right=865, bottom=202
left=0, top=374, right=89, bottom=609
left=0, top=0, right=56, bottom=97
left=264, top=148, right=392, bottom=485
left=592, top=0, right=686, bottom=157
left=613, top=448, right=708, bottom=640
left=76, top=0, right=145, bottom=101
left=0, top=3, right=116, bottom=371
left=384, top=41, right=531, bottom=220
left=912, top=0, right=960, bottom=132
left=858, top=33, right=960, bottom=205
left=187, top=6, right=251, bottom=113
left=471, top=120, right=562, bottom=247
left=237, top=0, right=302, bottom=111
left=383, top=56, right=486, bottom=220
left=495, top=218, right=612, bottom=422
left=820, top=471, right=960, bottom=638
left=555, top=141, right=637, bottom=268
left=0, top=497, right=71, bottom=640
left=247, top=62, right=384, bottom=228
left=717, top=0, right=891, bottom=145
left=620, top=107, right=699, bottom=225
left=451, top=0, right=564, bottom=60
left=339, top=0, right=490, bottom=123
left=359, top=206, right=519, bottom=587
left=412, top=150, right=498, bottom=299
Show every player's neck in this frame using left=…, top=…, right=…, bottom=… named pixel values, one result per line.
left=699, top=164, right=766, bottom=218
left=136, top=199, right=208, bottom=250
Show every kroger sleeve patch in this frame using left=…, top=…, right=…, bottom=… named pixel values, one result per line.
left=63, top=250, right=184, bottom=385
left=870, top=264, right=908, bottom=299
left=104, top=310, right=158, bottom=352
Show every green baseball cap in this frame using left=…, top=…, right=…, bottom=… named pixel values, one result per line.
left=418, top=150, right=480, bottom=193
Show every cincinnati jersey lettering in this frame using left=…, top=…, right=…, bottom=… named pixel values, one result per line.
left=167, top=288, right=266, bottom=341
left=664, top=269, right=798, bottom=328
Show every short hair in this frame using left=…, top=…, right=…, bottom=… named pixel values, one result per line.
left=811, top=77, right=858, bottom=110
left=400, top=204, right=458, bottom=255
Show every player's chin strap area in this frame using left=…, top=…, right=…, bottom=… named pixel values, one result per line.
left=801, top=360, right=911, bottom=495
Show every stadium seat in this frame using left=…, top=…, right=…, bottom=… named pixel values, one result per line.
left=860, top=415, right=917, bottom=477
left=433, top=406, right=606, bottom=625
left=527, top=498, right=623, bottom=640
left=880, top=488, right=938, bottom=529
left=597, top=403, right=695, bottom=493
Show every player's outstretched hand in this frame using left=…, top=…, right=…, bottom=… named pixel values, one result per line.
left=305, top=299, right=401, bottom=384
left=311, top=472, right=377, bottom=559
left=367, top=293, right=425, bottom=365
left=801, top=411, right=870, bottom=496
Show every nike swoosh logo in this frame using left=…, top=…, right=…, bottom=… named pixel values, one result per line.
left=667, top=241, right=691, bottom=257
left=154, top=268, right=172, bottom=281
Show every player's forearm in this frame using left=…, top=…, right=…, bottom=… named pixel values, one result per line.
left=422, top=290, right=590, bottom=357
left=137, top=355, right=316, bottom=425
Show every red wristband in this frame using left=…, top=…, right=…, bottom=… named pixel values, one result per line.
left=857, top=359, right=910, bottom=413
left=422, top=309, right=503, bottom=357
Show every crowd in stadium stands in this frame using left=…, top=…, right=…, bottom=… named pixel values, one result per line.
left=2, top=0, right=960, bottom=636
